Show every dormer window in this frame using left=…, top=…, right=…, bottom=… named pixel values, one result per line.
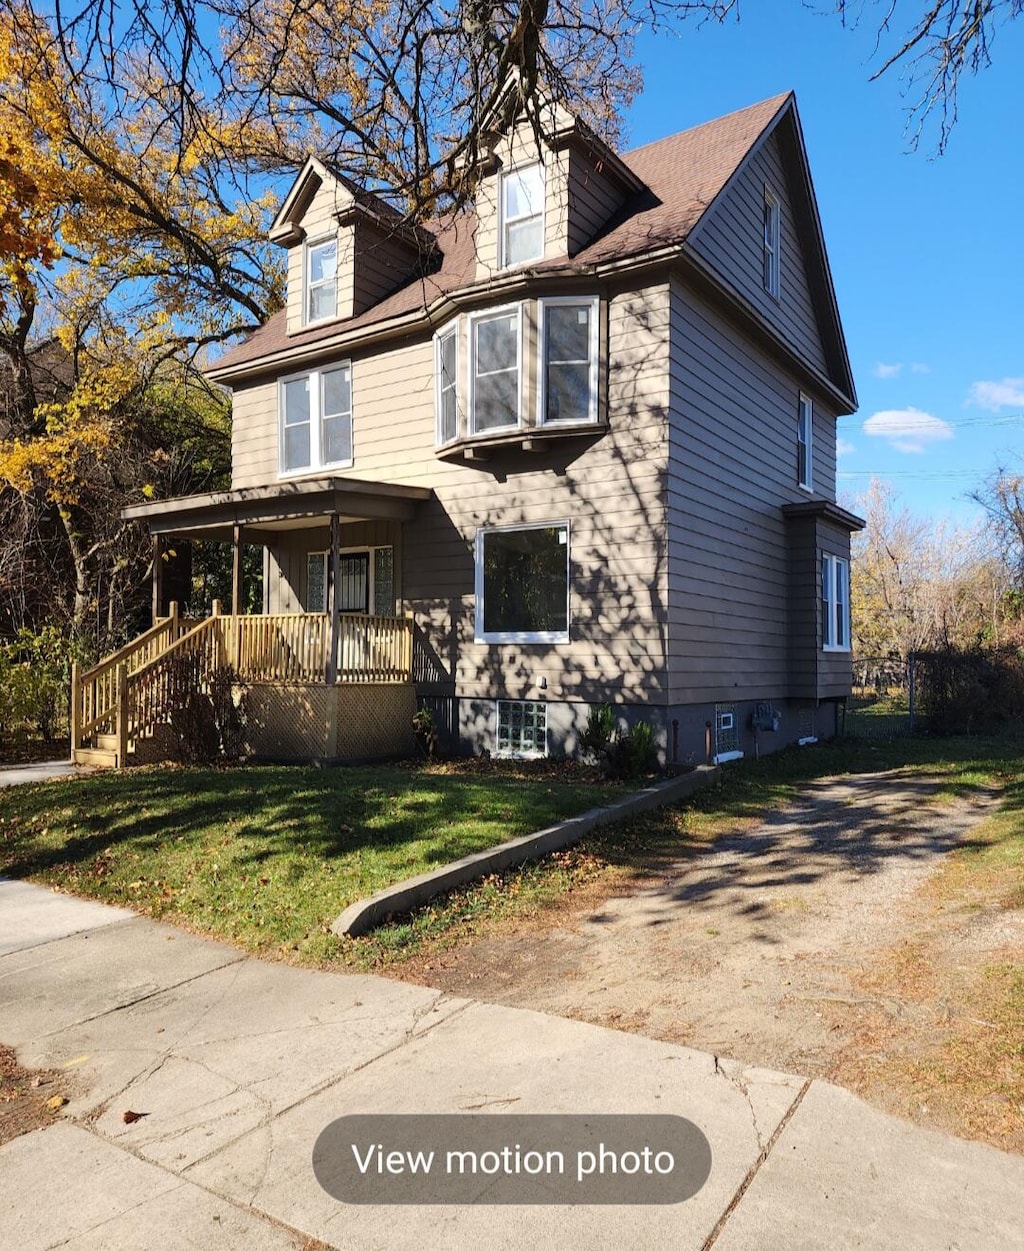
left=306, top=237, right=338, bottom=323
left=500, top=163, right=545, bottom=268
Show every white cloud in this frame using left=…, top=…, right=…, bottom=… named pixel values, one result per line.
left=836, top=438, right=856, bottom=457
left=910, top=362, right=930, bottom=374
left=872, top=362, right=902, bottom=379
left=967, top=378, right=1024, bottom=411
left=862, top=407, right=954, bottom=454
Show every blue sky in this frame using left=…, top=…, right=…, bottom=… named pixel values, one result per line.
left=624, top=5, right=1024, bottom=526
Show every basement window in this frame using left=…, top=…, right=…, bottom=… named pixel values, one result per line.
left=496, top=699, right=548, bottom=758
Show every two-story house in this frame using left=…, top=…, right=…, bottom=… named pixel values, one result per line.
left=73, top=89, right=862, bottom=769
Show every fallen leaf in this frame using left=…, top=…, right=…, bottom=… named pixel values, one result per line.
left=122, top=1109, right=148, bottom=1124
left=45, top=1094, right=68, bottom=1111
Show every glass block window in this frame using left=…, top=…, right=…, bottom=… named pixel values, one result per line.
left=373, top=547, right=395, bottom=616
left=496, top=700, right=548, bottom=758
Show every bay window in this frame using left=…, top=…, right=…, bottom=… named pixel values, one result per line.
left=470, top=306, right=521, bottom=434
left=539, top=297, right=599, bottom=425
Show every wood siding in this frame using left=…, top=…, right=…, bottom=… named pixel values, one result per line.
left=249, top=281, right=670, bottom=707
left=567, top=149, right=627, bottom=257
left=666, top=276, right=839, bottom=705
left=689, top=129, right=829, bottom=377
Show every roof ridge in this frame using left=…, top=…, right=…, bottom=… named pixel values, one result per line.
left=621, top=90, right=792, bottom=162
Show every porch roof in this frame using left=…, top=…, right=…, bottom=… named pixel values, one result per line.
left=122, top=476, right=432, bottom=541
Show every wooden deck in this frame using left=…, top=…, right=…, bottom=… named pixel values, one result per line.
left=71, top=604, right=415, bottom=767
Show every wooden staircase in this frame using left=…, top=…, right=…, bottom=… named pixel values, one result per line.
left=70, top=604, right=416, bottom=769
left=71, top=603, right=222, bottom=768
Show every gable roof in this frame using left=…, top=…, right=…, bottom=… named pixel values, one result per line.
left=210, top=91, right=853, bottom=408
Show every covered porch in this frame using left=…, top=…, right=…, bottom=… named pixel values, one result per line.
left=73, top=477, right=432, bottom=767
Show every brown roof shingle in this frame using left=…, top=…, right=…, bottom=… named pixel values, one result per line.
left=210, top=92, right=790, bottom=375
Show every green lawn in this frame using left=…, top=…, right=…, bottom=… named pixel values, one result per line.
left=0, top=761, right=611, bottom=964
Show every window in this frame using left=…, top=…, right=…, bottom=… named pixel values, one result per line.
left=280, top=363, right=353, bottom=475
left=822, top=554, right=850, bottom=651
left=305, top=546, right=393, bottom=615
left=475, top=522, right=569, bottom=643
left=539, top=297, right=599, bottom=426
left=470, top=306, right=521, bottom=434
left=763, top=187, right=780, bottom=298
left=306, top=237, right=338, bottom=324
left=496, top=700, right=548, bottom=758
left=435, top=323, right=459, bottom=446
left=798, top=393, right=813, bottom=490
left=500, top=163, right=545, bottom=268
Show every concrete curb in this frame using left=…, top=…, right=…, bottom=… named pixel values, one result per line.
left=333, top=764, right=720, bottom=937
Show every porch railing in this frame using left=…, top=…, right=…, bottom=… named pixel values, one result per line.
left=72, top=607, right=415, bottom=766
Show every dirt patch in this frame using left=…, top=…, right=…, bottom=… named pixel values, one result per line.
left=396, top=770, right=1024, bottom=1151
left=0, top=1043, right=69, bottom=1145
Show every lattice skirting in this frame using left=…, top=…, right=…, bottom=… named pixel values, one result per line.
left=242, top=682, right=417, bottom=761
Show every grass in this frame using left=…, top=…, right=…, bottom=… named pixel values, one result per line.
left=2, top=734, right=1021, bottom=971
left=0, top=759, right=611, bottom=966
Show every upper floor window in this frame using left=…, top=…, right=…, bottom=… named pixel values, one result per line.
left=500, top=163, right=545, bottom=268
left=539, top=297, right=599, bottom=426
left=822, top=554, right=850, bottom=652
left=797, top=393, right=813, bottom=490
left=435, top=324, right=459, bottom=446
left=306, top=237, right=338, bottom=324
left=470, top=305, right=522, bottom=434
left=280, top=363, right=353, bottom=475
left=763, top=187, right=780, bottom=299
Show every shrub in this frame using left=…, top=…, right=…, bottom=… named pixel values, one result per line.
left=915, top=647, right=1024, bottom=735
left=580, top=702, right=616, bottom=758
left=604, top=719, right=659, bottom=780
left=0, top=626, right=82, bottom=743
left=165, top=654, right=249, bottom=763
left=412, top=706, right=440, bottom=760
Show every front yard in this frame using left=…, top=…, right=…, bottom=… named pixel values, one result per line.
left=0, top=760, right=611, bottom=965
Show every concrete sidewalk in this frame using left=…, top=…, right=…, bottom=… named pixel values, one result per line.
left=0, top=759, right=78, bottom=788
left=1, top=881, right=1022, bottom=1250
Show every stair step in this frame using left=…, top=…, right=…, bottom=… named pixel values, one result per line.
left=73, top=747, right=119, bottom=769
left=95, top=733, right=118, bottom=750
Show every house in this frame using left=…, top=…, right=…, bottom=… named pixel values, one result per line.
left=72, top=89, right=863, bottom=768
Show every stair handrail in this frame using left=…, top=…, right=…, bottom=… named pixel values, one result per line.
left=72, top=604, right=183, bottom=750
left=124, top=612, right=225, bottom=745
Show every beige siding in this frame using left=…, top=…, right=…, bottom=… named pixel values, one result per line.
left=352, top=221, right=418, bottom=316
left=236, top=280, right=671, bottom=708
left=666, top=276, right=838, bottom=705
left=689, top=130, right=828, bottom=376
left=267, top=520, right=403, bottom=613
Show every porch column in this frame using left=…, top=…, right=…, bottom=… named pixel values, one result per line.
left=231, top=523, right=244, bottom=615
left=151, top=535, right=164, bottom=623
left=326, top=513, right=341, bottom=684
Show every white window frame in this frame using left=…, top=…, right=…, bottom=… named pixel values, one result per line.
left=304, top=235, right=339, bottom=326
left=499, top=162, right=545, bottom=269
left=537, top=296, right=600, bottom=427
left=434, top=320, right=460, bottom=447
left=798, top=392, right=813, bottom=491
left=495, top=699, right=549, bottom=759
left=278, top=362, right=354, bottom=478
left=474, top=520, right=570, bottom=644
left=822, top=554, right=850, bottom=652
left=763, top=187, right=780, bottom=299
left=468, top=303, right=523, bottom=437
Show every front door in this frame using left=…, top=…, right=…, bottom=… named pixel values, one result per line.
left=337, top=553, right=369, bottom=614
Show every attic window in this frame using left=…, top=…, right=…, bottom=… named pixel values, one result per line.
left=500, top=163, right=545, bottom=268
left=306, top=237, right=338, bottom=323
left=763, top=187, right=780, bottom=299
